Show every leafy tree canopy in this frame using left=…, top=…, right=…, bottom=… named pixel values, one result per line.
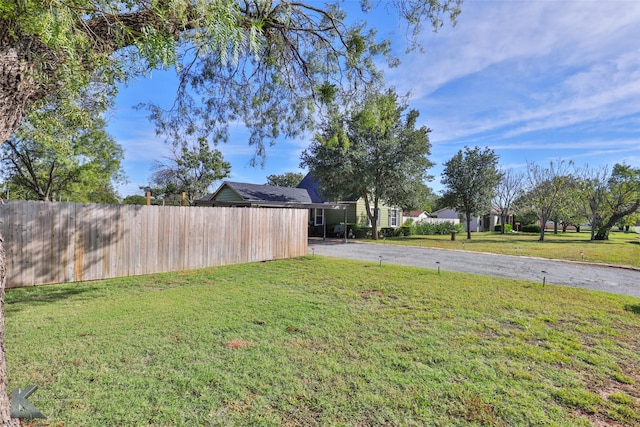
left=0, top=0, right=462, bottom=158
left=149, top=139, right=231, bottom=205
left=441, top=146, right=502, bottom=239
left=301, top=88, right=433, bottom=240
left=405, top=181, right=439, bottom=212
left=587, top=163, right=640, bottom=240
left=122, top=194, right=149, bottom=205
left=493, top=168, right=524, bottom=234
left=523, top=160, right=573, bottom=241
left=0, top=95, right=126, bottom=203
left=266, top=172, right=304, bottom=187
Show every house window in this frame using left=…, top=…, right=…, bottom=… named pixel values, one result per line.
left=367, top=208, right=381, bottom=227
left=313, top=208, right=324, bottom=226
left=388, top=209, right=400, bottom=227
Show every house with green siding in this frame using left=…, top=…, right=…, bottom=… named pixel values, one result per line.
left=202, top=181, right=313, bottom=206
left=296, top=173, right=402, bottom=233
left=199, top=175, right=402, bottom=238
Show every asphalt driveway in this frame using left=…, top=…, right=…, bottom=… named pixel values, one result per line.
left=308, top=240, right=640, bottom=299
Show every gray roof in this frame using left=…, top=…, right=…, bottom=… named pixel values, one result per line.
left=296, top=173, right=358, bottom=203
left=296, top=173, right=325, bottom=203
left=217, top=181, right=313, bottom=204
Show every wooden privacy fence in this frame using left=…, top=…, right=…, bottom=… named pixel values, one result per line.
left=0, top=201, right=308, bottom=288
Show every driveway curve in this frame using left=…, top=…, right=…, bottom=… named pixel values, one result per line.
left=308, top=240, right=640, bottom=299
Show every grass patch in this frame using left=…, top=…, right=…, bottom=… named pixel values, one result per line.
left=6, top=257, right=640, bottom=426
left=379, top=230, right=640, bottom=267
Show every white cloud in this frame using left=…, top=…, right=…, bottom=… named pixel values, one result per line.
left=382, top=0, right=640, bottom=160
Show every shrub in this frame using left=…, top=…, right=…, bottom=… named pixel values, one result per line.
left=521, top=224, right=541, bottom=233
left=380, top=227, right=403, bottom=238
left=414, top=221, right=462, bottom=235
left=353, top=227, right=371, bottom=239
left=494, top=224, right=513, bottom=233
left=378, top=227, right=410, bottom=238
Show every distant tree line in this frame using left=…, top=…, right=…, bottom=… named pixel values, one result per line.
left=439, top=152, right=640, bottom=241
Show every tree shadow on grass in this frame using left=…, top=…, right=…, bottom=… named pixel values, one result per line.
left=5, top=284, right=104, bottom=315
left=624, top=304, right=640, bottom=315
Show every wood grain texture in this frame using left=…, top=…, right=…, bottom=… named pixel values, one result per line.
left=0, top=202, right=308, bottom=288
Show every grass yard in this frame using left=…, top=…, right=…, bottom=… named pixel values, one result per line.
left=6, top=256, right=640, bottom=426
left=378, top=230, right=640, bottom=268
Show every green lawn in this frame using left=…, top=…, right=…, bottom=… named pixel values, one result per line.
left=6, top=257, right=640, bottom=426
left=378, top=229, right=640, bottom=267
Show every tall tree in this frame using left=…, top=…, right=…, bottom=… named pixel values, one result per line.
left=0, top=1, right=461, bottom=422
left=441, top=146, right=502, bottom=240
left=266, top=172, right=304, bottom=187
left=619, top=211, right=640, bottom=232
left=579, top=165, right=614, bottom=240
left=301, top=88, right=433, bottom=240
left=149, top=139, right=231, bottom=205
left=582, top=164, right=640, bottom=240
left=524, top=160, right=573, bottom=242
left=493, top=168, right=524, bottom=234
left=549, top=176, right=584, bottom=233
left=1, top=110, right=125, bottom=203
left=406, top=182, right=439, bottom=212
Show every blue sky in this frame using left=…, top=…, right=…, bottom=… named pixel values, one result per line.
left=107, top=0, right=640, bottom=198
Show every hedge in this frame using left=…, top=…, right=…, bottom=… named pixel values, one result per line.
left=521, top=224, right=541, bottom=233
left=413, top=221, right=463, bottom=235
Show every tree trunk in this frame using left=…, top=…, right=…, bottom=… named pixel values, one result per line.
left=362, top=192, right=378, bottom=240
left=593, top=201, right=640, bottom=240
left=0, top=32, right=53, bottom=423
left=538, top=216, right=547, bottom=241
left=0, top=30, right=63, bottom=144
left=466, top=213, right=472, bottom=240
left=0, top=39, right=44, bottom=426
left=0, top=233, right=20, bottom=426
left=371, top=198, right=380, bottom=241
left=500, top=214, right=506, bottom=234
left=593, top=227, right=610, bottom=240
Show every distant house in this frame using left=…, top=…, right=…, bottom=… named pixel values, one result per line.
left=198, top=175, right=403, bottom=238
left=200, top=181, right=313, bottom=206
left=431, top=207, right=513, bottom=232
left=403, top=210, right=430, bottom=224
left=197, top=179, right=348, bottom=238
left=431, top=208, right=479, bottom=231
left=296, top=173, right=403, bottom=232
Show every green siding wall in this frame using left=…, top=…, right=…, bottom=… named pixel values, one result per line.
left=324, top=200, right=400, bottom=227
left=214, top=187, right=243, bottom=202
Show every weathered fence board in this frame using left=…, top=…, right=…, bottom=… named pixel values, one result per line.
left=0, top=201, right=308, bottom=288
